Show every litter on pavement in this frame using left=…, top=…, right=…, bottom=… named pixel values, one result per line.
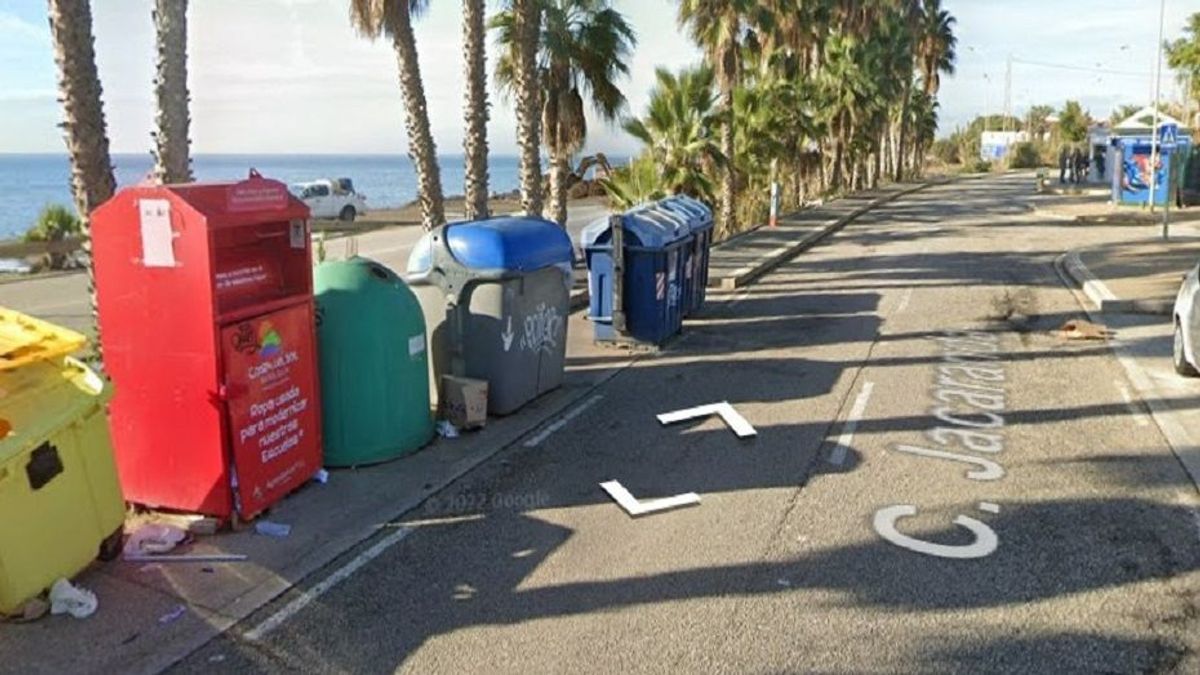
left=436, top=420, right=460, bottom=438
left=1056, top=319, right=1112, bottom=340
left=254, top=521, right=292, bottom=538
left=124, top=553, right=248, bottom=564
left=158, top=605, right=187, bottom=625
left=48, top=578, right=97, bottom=619
left=313, top=468, right=330, bottom=484
left=123, top=524, right=188, bottom=558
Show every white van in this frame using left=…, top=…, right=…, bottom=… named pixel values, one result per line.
left=290, top=178, right=368, bottom=222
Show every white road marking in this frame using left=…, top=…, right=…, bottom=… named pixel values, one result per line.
left=523, top=395, right=603, bottom=447
left=1114, top=380, right=1151, bottom=427
left=978, top=501, right=1001, bottom=514
left=242, top=526, right=414, bottom=641
left=894, top=287, right=914, bottom=314
left=828, top=382, right=875, bottom=466
left=657, top=401, right=757, bottom=438
left=599, top=480, right=700, bottom=517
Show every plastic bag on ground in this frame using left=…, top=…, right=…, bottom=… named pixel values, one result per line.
left=124, top=523, right=188, bottom=557
left=48, top=578, right=97, bottom=619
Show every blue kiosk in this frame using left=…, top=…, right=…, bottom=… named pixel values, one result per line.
left=1109, top=109, right=1192, bottom=208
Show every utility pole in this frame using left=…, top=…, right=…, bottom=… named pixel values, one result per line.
left=1149, top=0, right=1166, bottom=220
left=1004, top=54, right=1013, bottom=132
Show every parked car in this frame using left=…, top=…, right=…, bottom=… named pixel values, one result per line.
left=290, top=178, right=368, bottom=222
left=1173, top=262, right=1200, bottom=375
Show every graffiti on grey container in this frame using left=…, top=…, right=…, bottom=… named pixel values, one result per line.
left=519, top=303, right=564, bottom=353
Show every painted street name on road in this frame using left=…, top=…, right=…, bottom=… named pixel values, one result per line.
left=874, top=331, right=1009, bottom=559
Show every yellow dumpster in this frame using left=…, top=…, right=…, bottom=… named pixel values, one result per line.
left=0, top=309, right=124, bottom=616
left=0, top=307, right=86, bottom=369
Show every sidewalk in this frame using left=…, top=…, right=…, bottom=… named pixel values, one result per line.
left=1058, top=237, right=1200, bottom=499
left=706, top=182, right=935, bottom=290
left=1064, top=227, right=1200, bottom=315
left=1034, top=190, right=1200, bottom=226
left=0, top=179, right=936, bottom=674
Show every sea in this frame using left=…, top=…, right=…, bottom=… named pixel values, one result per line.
left=0, top=153, right=532, bottom=241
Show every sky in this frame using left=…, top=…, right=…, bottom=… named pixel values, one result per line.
left=0, top=0, right=1195, bottom=156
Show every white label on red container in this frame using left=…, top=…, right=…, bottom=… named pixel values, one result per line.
left=138, top=199, right=176, bottom=267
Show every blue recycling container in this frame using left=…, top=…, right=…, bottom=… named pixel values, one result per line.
left=582, top=210, right=691, bottom=346
left=659, top=196, right=714, bottom=314
left=636, top=204, right=692, bottom=326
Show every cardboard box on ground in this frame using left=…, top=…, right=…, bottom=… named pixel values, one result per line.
left=439, top=376, right=488, bottom=430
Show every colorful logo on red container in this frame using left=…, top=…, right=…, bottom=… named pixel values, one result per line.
left=258, top=321, right=283, bottom=357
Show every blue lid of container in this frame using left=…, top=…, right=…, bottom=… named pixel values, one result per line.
left=660, top=196, right=713, bottom=230
left=641, top=204, right=690, bottom=236
left=408, top=216, right=573, bottom=274
left=581, top=210, right=682, bottom=249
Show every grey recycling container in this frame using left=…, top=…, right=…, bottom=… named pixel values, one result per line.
left=407, top=217, right=574, bottom=416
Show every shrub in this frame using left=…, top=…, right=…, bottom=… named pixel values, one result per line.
left=1007, top=142, right=1041, bottom=169
left=970, top=159, right=993, bottom=173
left=931, top=138, right=960, bottom=164
left=24, top=204, right=83, bottom=270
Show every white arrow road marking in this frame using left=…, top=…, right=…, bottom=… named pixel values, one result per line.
left=501, top=316, right=514, bottom=352
left=600, top=480, right=700, bottom=517
left=656, top=401, right=756, bottom=438
left=828, top=381, right=875, bottom=466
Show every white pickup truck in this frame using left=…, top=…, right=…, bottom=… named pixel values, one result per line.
left=290, top=178, right=368, bottom=222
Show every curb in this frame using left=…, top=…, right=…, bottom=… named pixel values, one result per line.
left=1053, top=253, right=1200, bottom=497
left=1061, top=249, right=1173, bottom=317
left=710, top=180, right=941, bottom=291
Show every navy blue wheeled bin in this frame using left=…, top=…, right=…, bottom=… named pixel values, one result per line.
left=582, top=211, right=690, bottom=346
left=660, top=196, right=714, bottom=314
left=638, top=205, right=692, bottom=325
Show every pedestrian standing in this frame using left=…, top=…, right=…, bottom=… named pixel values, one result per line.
left=1059, top=145, right=1070, bottom=184
left=1075, top=148, right=1089, bottom=184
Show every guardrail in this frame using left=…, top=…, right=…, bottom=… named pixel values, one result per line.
left=0, top=237, right=83, bottom=258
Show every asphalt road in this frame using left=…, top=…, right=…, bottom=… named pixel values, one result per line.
left=167, top=175, right=1200, bottom=673
left=0, top=202, right=609, bottom=335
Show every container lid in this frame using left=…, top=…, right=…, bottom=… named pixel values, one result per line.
left=408, top=216, right=573, bottom=275
left=660, top=195, right=713, bottom=230
left=582, top=206, right=695, bottom=249
left=0, top=307, right=87, bottom=370
left=0, top=357, right=109, bottom=462
left=640, top=204, right=691, bottom=236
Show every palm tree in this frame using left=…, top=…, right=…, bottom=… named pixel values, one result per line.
left=917, top=0, right=957, bottom=97
left=350, top=0, right=445, bottom=230
left=495, top=0, right=636, bottom=227
left=678, top=0, right=771, bottom=233
left=496, top=0, right=545, bottom=218
left=152, top=0, right=192, bottom=184
left=622, top=66, right=726, bottom=204
left=462, top=0, right=489, bottom=220
left=47, top=0, right=116, bottom=348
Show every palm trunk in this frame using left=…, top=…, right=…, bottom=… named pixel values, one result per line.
left=513, top=0, right=543, bottom=217
left=152, top=0, right=191, bottom=184
left=48, top=0, right=116, bottom=354
left=462, top=0, right=489, bottom=220
left=895, top=76, right=912, bottom=182
left=719, top=82, right=736, bottom=233
left=545, top=78, right=569, bottom=226
left=390, top=8, right=444, bottom=230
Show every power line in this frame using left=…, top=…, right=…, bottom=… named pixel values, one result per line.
left=1010, top=57, right=1150, bottom=78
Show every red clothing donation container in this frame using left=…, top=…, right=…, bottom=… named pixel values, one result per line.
left=92, top=171, right=323, bottom=520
